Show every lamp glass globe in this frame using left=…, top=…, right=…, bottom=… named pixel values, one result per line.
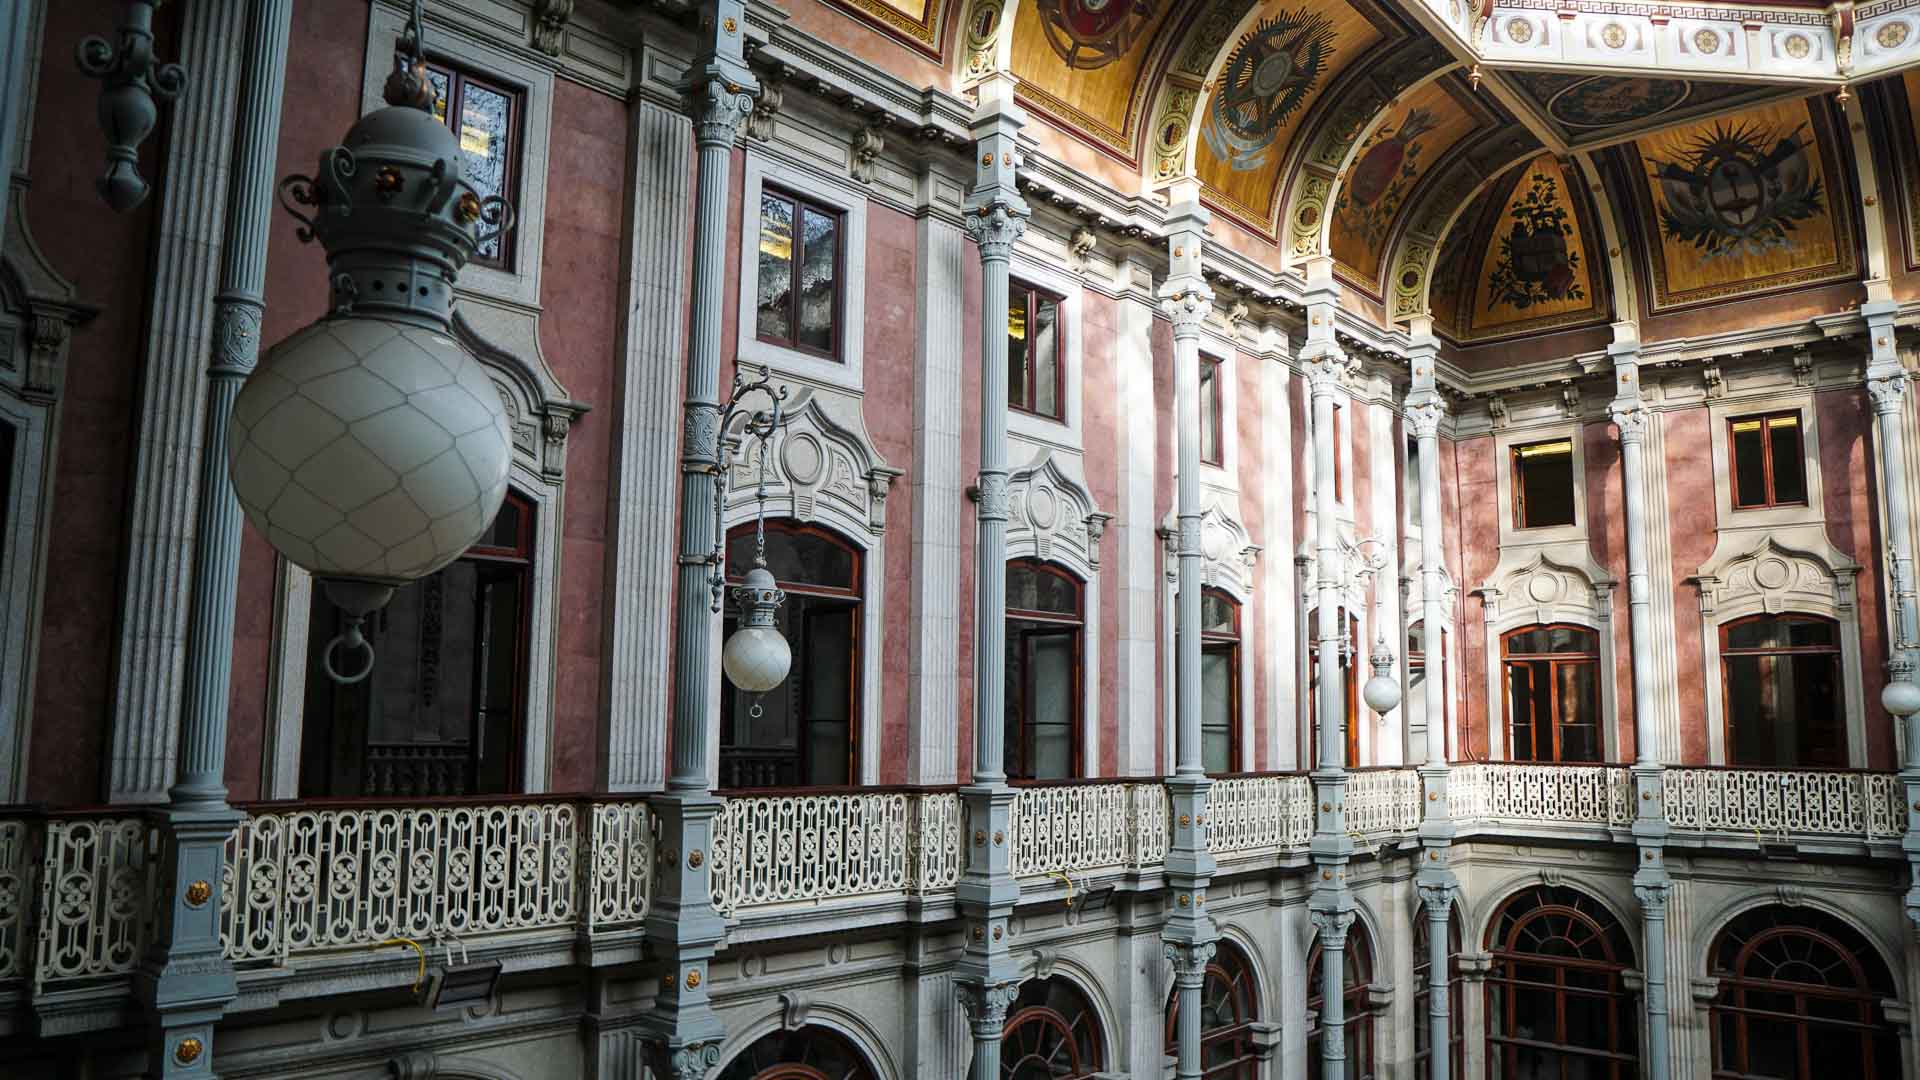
left=723, top=624, right=792, bottom=693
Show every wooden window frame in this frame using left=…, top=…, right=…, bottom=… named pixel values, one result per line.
left=1006, top=559, right=1084, bottom=780
left=719, top=520, right=864, bottom=789
left=1728, top=409, right=1809, bottom=510
left=1201, top=587, right=1241, bottom=774
left=1308, top=612, right=1362, bottom=767
left=1718, top=612, right=1844, bottom=768
left=1200, top=355, right=1225, bottom=467
left=1709, top=908, right=1898, bottom=1080
left=1500, top=623, right=1602, bottom=763
left=1008, top=280, right=1067, bottom=422
left=1003, top=978, right=1105, bottom=1079
left=1485, top=886, right=1638, bottom=1080
left=754, top=187, right=845, bottom=361
left=424, top=61, right=523, bottom=272
left=1510, top=437, right=1577, bottom=530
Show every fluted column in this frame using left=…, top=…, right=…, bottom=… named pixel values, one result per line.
left=107, top=0, right=248, bottom=803
left=137, top=3, right=290, bottom=1075
left=1161, top=185, right=1217, bottom=1080
left=602, top=96, right=693, bottom=792
left=955, top=73, right=1029, bottom=1080
left=640, top=5, right=756, bottom=1074
left=1417, top=879, right=1458, bottom=1080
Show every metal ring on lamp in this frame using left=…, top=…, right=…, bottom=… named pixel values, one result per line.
left=323, top=631, right=376, bottom=684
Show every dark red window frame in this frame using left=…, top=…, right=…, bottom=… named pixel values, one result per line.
left=1308, top=611, right=1362, bottom=768
left=1009, top=280, right=1066, bottom=421
left=1709, top=906, right=1899, bottom=1080
left=1002, top=977, right=1105, bottom=1079
left=1200, top=355, right=1225, bottom=466
left=1719, top=612, right=1844, bottom=768
left=1006, top=559, right=1084, bottom=781
left=1511, top=437, right=1577, bottom=530
left=1729, top=410, right=1808, bottom=510
left=1485, top=885, right=1638, bottom=1080
left=755, top=187, right=844, bottom=361
left=1501, top=623, right=1602, bottom=764
left=1200, top=587, right=1241, bottom=775
left=423, top=61, right=522, bottom=271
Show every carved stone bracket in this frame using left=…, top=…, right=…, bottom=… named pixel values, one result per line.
left=850, top=124, right=885, bottom=184
left=530, top=0, right=574, bottom=56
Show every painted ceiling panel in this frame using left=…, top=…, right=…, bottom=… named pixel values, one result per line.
left=1011, top=0, right=1178, bottom=159
left=1195, top=0, right=1392, bottom=233
left=824, top=0, right=947, bottom=56
left=1621, top=96, right=1857, bottom=313
left=1330, top=76, right=1485, bottom=296
left=1499, top=71, right=1792, bottom=148
left=1432, top=153, right=1609, bottom=342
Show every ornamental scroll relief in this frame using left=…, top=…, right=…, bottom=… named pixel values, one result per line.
left=724, top=388, right=902, bottom=537
left=1004, top=448, right=1110, bottom=577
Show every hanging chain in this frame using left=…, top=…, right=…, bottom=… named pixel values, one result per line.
left=708, top=364, right=790, bottom=612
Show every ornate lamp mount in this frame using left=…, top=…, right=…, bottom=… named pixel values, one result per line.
left=76, top=0, right=187, bottom=211
left=1346, top=536, right=1403, bottom=717
left=711, top=365, right=793, bottom=694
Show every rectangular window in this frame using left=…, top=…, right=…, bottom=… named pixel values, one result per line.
left=1502, top=625, right=1602, bottom=763
left=1405, top=435, right=1421, bottom=516
left=1009, top=283, right=1064, bottom=421
left=424, top=63, right=522, bottom=270
left=1512, top=438, right=1576, bottom=529
left=1729, top=410, right=1808, bottom=510
left=755, top=189, right=841, bottom=359
left=1200, top=356, right=1224, bottom=466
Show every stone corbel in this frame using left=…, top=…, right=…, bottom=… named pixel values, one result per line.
left=1365, top=982, right=1394, bottom=1010
left=748, top=78, right=783, bottom=141
left=1457, top=952, right=1493, bottom=980
left=1069, top=227, right=1095, bottom=272
left=389, top=1051, right=438, bottom=1080
left=530, top=0, right=574, bottom=57
left=25, top=313, right=70, bottom=402
left=1487, top=395, right=1509, bottom=429
left=866, top=464, right=904, bottom=532
left=1560, top=383, right=1580, bottom=417
left=1085, top=511, right=1112, bottom=567
left=1248, top=1020, right=1282, bottom=1061
left=850, top=124, right=885, bottom=184
left=1240, top=543, right=1262, bottom=577
left=779, top=991, right=811, bottom=1030
left=539, top=400, right=591, bottom=483
left=1702, top=363, right=1724, bottom=399
left=1690, top=976, right=1722, bottom=1007
left=1793, top=349, right=1815, bottom=386
left=1473, top=585, right=1501, bottom=623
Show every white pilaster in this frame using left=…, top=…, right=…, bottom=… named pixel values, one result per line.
left=1114, top=258, right=1160, bottom=776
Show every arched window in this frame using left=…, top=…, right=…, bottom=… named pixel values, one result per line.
left=1502, top=624, right=1601, bottom=763
left=1003, top=976, right=1105, bottom=1079
left=1709, top=905, right=1899, bottom=1079
left=1308, top=612, right=1362, bottom=767
left=1201, top=589, right=1241, bottom=774
left=1306, top=918, right=1378, bottom=1080
left=300, top=490, right=535, bottom=797
left=1412, top=903, right=1464, bottom=1080
left=1006, top=560, right=1083, bottom=780
left=721, top=521, right=862, bottom=788
left=1485, top=885, right=1637, bottom=1079
left=1164, top=938, right=1261, bottom=1078
left=1720, top=614, right=1843, bottom=767
left=716, top=1025, right=879, bottom=1080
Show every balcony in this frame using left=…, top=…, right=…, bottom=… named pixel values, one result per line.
left=0, top=762, right=1905, bottom=1027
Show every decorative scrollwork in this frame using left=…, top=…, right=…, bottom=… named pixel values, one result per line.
left=958, top=979, right=1022, bottom=1036
left=1164, top=940, right=1217, bottom=986
left=75, top=0, right=186, bottom=212
left=1164, top=289, right=1212, bottom=334
left=1405, top=401, right=1445, bottom=439
left=1868, top=373, right=1908, bottom=416
left=964, top=203, right=1028, bottom=261
left=1610, top=406, right=1650, bottom=443
left=692, top=79, right=756, bottom=148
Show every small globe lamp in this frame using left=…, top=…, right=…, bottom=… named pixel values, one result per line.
left=1362, top=636, right=1402, bottom=717
left=712, top=367, right=794, bottom=694
left=227, top=13, right=514, bottom=682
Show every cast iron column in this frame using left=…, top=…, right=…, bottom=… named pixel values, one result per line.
left=1610, top=332, right=1672, bottom=1080
left=955, top=72, right=1029, bottom=1080
left=1302, top=272, right=1356, bottom=1080
left=138, top=1, right=290, bottom=1075
left=1161, top=185, right=1217, bottom=1080
left=1406, top=327, right=1457, bottom=1080
left=642, top=2, right=757, bottom=1074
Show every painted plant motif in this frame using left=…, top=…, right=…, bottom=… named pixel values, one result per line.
left=1648, top=119, right=1824, bottom=258
left=1035, top=0, right=1157, bottom=69
left=1203, top=10, right=1337, bottom=171
left=1335, top=107, right=1437, bottom=245
left=1487, top=171, right=1584, bottom=310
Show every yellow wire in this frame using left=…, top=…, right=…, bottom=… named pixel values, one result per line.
left=1049, top=871, right=1076, bottom=908
left=378, top=937, right=427, bottom=993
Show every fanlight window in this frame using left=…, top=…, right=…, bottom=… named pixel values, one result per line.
left=1485, top=885, right=1637, bottom=1080
left=716, top=1025, right=878, bottom=1080
left=1003, top=977, right=1105, bottom=1080
left=1709, top=905, right=1899, bottom=1080
left=1164, top=938, right=1261, bottom=1078
left=1306, top=919, right=1379, bottom=1080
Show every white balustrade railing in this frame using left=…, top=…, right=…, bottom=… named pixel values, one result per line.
left=34, top=816, right=157, bottom=993
left=1348, top=769, right=1423, bottom=837
left=1010, top=783, right=1169, bottom=878
left=710, top=790, right=923, bottom=916
left=1663, top=768, right=1903, bottom=840
left=1450, top=763, right=1632, bottom=828
left=1206, top=775, right=1311, bottom=857
left=913, top=791, right=963, bottom=893
left=587, top=801, right=655, bottom=932
left=223, top=801, right=582, bottom=964
left=0, top=817, right=31, bottom=982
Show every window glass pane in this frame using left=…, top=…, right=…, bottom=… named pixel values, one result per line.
left=1008, top=562, right=1079, bottom=616
left=1732, top=418, right=1769, bottom=508
left=1556, top=661, right=1600, bottom=762
left=477, top=495, right=524, bottom=551
left=1514, top=439, right=1575, bottom=528
left=797, top=206, right=837, bottom=354
left=804, top=606, right=853, bottom=785
left=1032, top=295, right=1059, bottom=418
left=1200, top=359, right=1220, bottom=464
left=1029, top=632, right=1075, bottom=778
left=1507, top=626, right=1597, bottom=655
left=1202, top=648, right=1233, bottom=773
left=1202, top=591, right=1236, bottom=636
left=1405, top=436, right=1421, bottom=513
left=731, top=525, right=856, bottom=591
left=756, top=194, right=795, bottom=343
left=1768, top=414, right=1807, bottom=504
left=425, top=67, right=452, bottom=123
left=457, top=80, right=513, bottom=264
left=1786, top=617, right=1836, bottom=648
left=1008, top=289, right=1032, bottom=411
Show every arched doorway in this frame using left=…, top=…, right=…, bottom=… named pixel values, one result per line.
left=1484, top=884, right=1637, bottom=1079
left=1709, top=905, right=1899, bottom=1079
left=1002, top=976, right=1105, bottom=1079
left=716, top=1025, right=878, bottom=1080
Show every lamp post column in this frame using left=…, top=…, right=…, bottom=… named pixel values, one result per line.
left=1405, top=323, right=1457, bottom=1080
left=955, top=72, right=1029, bottom=1080
left=1302, top=266, right=1356, bottom=1080
left=139, top=1, right=291, bottom=1076
left=1610, top=330, right=1672, bottom=1080
left=1160, top=183, right=1217, bottom=1080
left=642, top=2, right=756, bottom=1074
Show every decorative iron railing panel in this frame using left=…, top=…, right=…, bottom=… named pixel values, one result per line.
left=0, top=817, right=35, bottom=982
left=222, top=802, right=581, bottom=964
left=588, top=801, right=655, bottom=932
left=1663, top=768, right=1904, bottom=839
left=1348, top=769, right=1423, bottom=837
left=1450, top=763, right=1632, bottom=828
left=1207, top=775, right=1312, bottom=856
left=1009, top=783, right=1168, bottom=878
left=913, top=792, right=962, bottom=893
left=34, top=816, right=157, bottom=993
left=709, top=791, right=915, bottom=916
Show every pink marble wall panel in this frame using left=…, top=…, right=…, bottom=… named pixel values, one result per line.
left=1663, top=409, right=1716, bottom=765
left=1235, top=350, right=1268, bottom=770
left=1080, top=290, right=1120, bottom=777
left=862, top=203, right=918, bottom=785
left=1454, top=436, right=1497, bottom=760
left=1819, top=389, right=1892, bottom=766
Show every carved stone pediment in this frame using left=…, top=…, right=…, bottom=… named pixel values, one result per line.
left=725, top=387, right=901, bottom=537
left=1005, top=447, right=1107, bottom=575
left=1474, top=551, right=1615, bottom=627
left=1691, top=534, right=1859, bottom=617
left=1163, top=499, right=1261, bottom=596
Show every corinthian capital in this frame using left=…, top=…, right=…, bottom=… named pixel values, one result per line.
left=1610, top=405, right=1650, bottom=444
left=1164, top=940, right=1217, bottom=986
left=1163, top=287, right=1213, bottom=336
left=1306, top=350, right=1350, bottom=392
left=1405, top=400, right=1445, bottom=439
left=964, top=202, right=1028, bottom=261
left=1309, top=906, right=1355, bottom=947
left=1869, top=372, right=1909, bottom=416
left=691, top=78, right=756, bottom=147
left=958, top=980, right=1021, bottom=1037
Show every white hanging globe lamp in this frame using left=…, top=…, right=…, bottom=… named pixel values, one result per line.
left=1885, top=655, right=1920, bottom=719
left=712, top=368, right=796, bottom=694
left=1362, top=636, right=1402, bottom=716
left=227, top=14, right=514, bottom=682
